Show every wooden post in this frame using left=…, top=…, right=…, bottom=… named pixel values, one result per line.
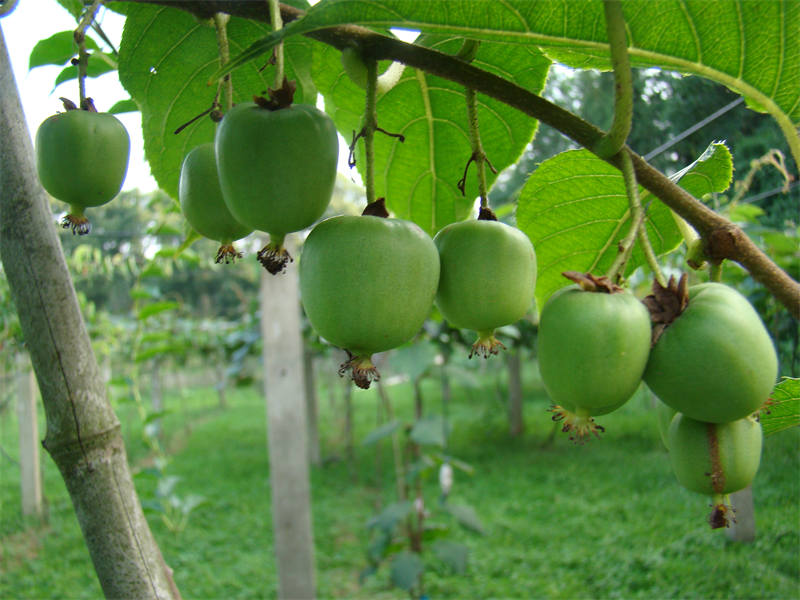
left=726, top=486, right=756, bottom=542
left=16, top=352, right=43, bottom=519
left=259, top=241, right=316, bottom=600
left=303, top=345, right=320, bottom=466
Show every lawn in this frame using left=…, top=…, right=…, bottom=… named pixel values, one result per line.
left=1, top=357, right=798, bottom=599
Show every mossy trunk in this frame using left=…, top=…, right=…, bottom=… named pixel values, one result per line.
left=0, top=27, right=180, bottom=600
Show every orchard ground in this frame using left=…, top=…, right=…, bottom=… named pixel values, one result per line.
left=1, top=356, right=798, bottom=599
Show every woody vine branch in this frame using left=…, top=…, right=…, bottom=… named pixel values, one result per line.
left=127, top=0, right=800, bottom=317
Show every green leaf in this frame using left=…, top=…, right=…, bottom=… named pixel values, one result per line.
left=118, top=4, right=318, bottom=201
left=53, top=52, right=116, bottom=89
left=55, top=0, right=82, bottom=18
left=367, top=501, right=413, bottom=533
left=431, top=540, right=469, bottom=574
left=517, top=143, right=733, bottom=309
left=389, top=552, right=424, bottom=591
left=363, top=420, right=402, bottom=445
left=313, top=36, right=547, bottom=235
left=762, top=377, right=800, bottom=437
left=108, top=98, right=138, bottom=114
left=238, top=0, right=799, bottom=158
left=144, top=409, right=172, bottom=425
left=446, top=502, right=486, bottom=535
left=137, top=300, right=179, bottom=320
left=409, top=416, right=449, bottom=447
left=29, top=31, right=98, bottom=69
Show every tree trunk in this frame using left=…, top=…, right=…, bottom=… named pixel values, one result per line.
left=259, top=250, right=316, bottom=600
left=507, top=349, right=524, bottom=436
left=303, top=344, right=320, bottom=466
left=0, top=27, right=180, bottom=600
left=16, top=352, right=43, bottom=519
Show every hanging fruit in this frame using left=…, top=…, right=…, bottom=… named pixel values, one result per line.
left=644, top=279, right=778, bottom=423
left=35, top=98, right=130, bottom=235
left=179, top=143, right=252, bottom=264
left=667, top=412, right=763, bottom=528
left=299, top=200, right=440, bottom=389
left=537, top=272, right=651, bottom=441
left=434, top=208, right=536, bottom=358
left=215, top=81, right=338, bottom=273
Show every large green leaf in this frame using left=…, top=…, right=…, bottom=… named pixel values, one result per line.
left=313, top=35, right=548, bottom=234
left=762, top=377, right=800, bottom=437
left=118, top=4, right=317, bottom=200
left=389, top=552, right=424, bottom=591
left=222, top=0, right=800, bottom=163
left=517, top=143, right=733, bottom=309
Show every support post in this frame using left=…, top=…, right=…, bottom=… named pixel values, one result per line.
left=259, top=240, right=316, bottom=600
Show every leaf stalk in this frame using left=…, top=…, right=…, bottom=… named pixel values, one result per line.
left=593, top=0, right=633, bottom=159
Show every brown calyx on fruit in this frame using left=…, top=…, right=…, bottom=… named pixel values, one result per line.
left=61, top=214, right=91, bottom=235
left=362, top=197, right=389, bottom=218
left=253, top=77, right=297, bottom=111
left=59, top=96, right=97, bottom=112
left=642, top=273, right=689, bottom=344
left=709, top=499, right=736, bottom=529
left=562, top=271, right=623, bottom=294
left=469, top=331, right=505, bottom=359
left=477, top=206, right=498, bottom=221
left=257, top=242, right=292, bottom=274
left=215, top=244, right=243, bottom=265
left=549, top=405, right=606, bottom=444
left=338, top=352, right=380, bottom=389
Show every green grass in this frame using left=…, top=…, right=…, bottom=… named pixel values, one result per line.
left=1, top=362, right=798, bottom=599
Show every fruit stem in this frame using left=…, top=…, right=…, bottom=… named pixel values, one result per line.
left=709, top=261, right=723, bottom=282
left=463, top=87, right=496, bottom=209
left=213, top=13, right=233, bottom=112
left=606, top=152, right=666, bottom=284
left=592, top=0, right=633, bottom=159
left=363, top=58, right=379, bottom=205
left=73, top=0, right=103, bottom=109
left=267, top=0, right=284, bottom=90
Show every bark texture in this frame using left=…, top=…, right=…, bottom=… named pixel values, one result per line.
left=259, top=242, right=317, bottom=600
left=0, top=26, right=179, bottom=600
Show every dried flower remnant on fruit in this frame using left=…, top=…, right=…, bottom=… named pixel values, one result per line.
left=549, top=405, right=606, bottom=443
left=338, top=352, right=380, bottom=389
left=257, top=241, right=293, bottom=274
left=709, top=498, right=736, bottom=529
left=216, top=244, right=243, bottom=264
left=562, top=271, right=623, bottom=293
left=61, top=213, right=90, bottom=235
left=362, top=197, right=389, bottom=217
left=642, top=273, right=689, bottom=344
left=469, top=330, right=506, bottom=359
left=253, top=77, right=297, bottom=111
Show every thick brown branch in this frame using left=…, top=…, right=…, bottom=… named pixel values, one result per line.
left=127, top=1, right=800, bottom=317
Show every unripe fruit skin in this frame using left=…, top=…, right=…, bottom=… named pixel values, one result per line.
left=655, top=398, right=678, bottom=449
left=300, top=216, right=440, bottom=356
left=215, top=102, right=338, bottom=235
left=179, top=143, right=252, bottom=244
left=667, top=413, right=762, bottom=496
left=36, top=110, right=130, bottom=209
left=645, top=283, right=777, bottom=423
left=538, top=287, right=651, bottom=411
left=433, top=220, right=536, bottom=332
